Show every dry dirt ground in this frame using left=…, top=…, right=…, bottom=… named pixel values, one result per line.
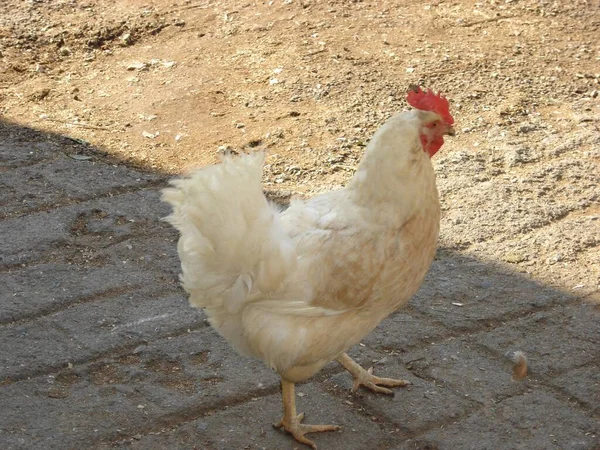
left=2, top=0, right=598, bottom=298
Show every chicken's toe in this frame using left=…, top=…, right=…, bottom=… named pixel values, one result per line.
left=338, top=353, right=410, bottom=395
left=352, top=377, right=394, bottom=395
left=274, top=414, right=340, bottom=449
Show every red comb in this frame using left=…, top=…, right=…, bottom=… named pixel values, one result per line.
left=406, top=86, right=454, bottom=125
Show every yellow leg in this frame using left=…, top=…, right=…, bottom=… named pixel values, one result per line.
left=273, top=379, right=340, bottom=449
left=337, top=352, right=410, bottom=395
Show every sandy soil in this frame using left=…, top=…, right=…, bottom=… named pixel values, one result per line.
left=1, top=0, right=598, bottom=298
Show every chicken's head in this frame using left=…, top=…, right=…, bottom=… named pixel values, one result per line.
left=407, top=86, right=455, bottom=157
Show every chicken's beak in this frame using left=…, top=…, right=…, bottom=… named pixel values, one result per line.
left=444, top=126, right=456, bottom=137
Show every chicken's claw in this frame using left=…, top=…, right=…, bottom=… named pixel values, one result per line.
left=338, top=353, right=410, bottom=395
left=351, top=366, right=410, bottom=395
left=275, top=380, right=340, bottom=449
left=273, top=413, right=340, bottom=449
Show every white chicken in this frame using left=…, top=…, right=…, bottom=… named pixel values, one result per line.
left=162, top=86, right=455, bottom=448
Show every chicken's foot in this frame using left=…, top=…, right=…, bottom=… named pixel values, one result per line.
left=273, top=379, right=340, bottom=449
left=337, top=352, right=410, bottom=395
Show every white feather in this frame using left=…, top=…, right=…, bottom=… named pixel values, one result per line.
left=162, top=152, right=298, bottom=315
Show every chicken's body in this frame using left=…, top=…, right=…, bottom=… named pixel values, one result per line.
left=163, top=104, right=453, bottom=449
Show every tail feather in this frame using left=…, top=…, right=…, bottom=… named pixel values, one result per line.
left=162, top=152, right=298, bottom=313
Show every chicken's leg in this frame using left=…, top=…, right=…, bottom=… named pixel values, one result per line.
left=337, top=352, right=410, bottom=395
left=273, top=379, right=340, bottom=449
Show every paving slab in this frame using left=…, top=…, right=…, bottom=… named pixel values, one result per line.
left=471, top=303, right=600, bottom=377
left=412, top=255, right=568, bottom=332
left=0, top=328, right=279, bottom=450
left=1, top=154, right=161, bottom=218
left=0, top=189, right=170, bottom=266
left=398, top=338, right=524, bottom=405
left=0, top=320, right=83, bottom=383
left=0, top=288, right=193, bottom=382
left=327, top=354, right=478, bottom=436
left=0, top=263, right=160, bottom=323
left=0, top=141, right=61, bottom=170
left=396, top=390, right=600, bottom=450
left=361, top=309, right=450, bottom=352
left=549, top=364, right=600, bottom=415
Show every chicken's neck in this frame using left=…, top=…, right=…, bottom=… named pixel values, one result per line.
left=347, top=150, right=438, bottom=227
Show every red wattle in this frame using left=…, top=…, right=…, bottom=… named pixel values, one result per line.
left=419, top=134, right=444, bottom=158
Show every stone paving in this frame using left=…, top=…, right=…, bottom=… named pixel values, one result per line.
left=1, top=121, right=598, bottom=449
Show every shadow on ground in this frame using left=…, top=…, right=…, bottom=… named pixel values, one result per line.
left=1, top=119, right=598, bottom=449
